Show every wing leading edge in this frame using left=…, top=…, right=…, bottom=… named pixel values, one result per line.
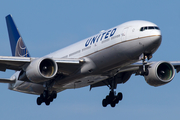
left=90, top=61, right=180, bottom=89
left=0, top=56, right=84, bottom=74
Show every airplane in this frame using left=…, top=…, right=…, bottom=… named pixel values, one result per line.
left=0, top=14, right=179, bottom=107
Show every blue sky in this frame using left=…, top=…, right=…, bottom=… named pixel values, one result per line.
left=0, top=0, right=180, bottom=120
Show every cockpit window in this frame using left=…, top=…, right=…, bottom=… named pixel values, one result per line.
left=148, top=26, right=154, bottom=29
left=154, top=26, right=160, bottom=30
left=140, top=26, right=160, bottom=31
left=140, top=27, right=144, bottom=31
left=144, top=27, right=148, bottom=30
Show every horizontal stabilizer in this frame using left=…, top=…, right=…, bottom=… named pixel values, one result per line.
left=0, top=78, right=15, bottom=83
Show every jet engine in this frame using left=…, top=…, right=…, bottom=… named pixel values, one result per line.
left=26, top=58, right=58, bottom=83
left=144, top=61, right=175, bottom=87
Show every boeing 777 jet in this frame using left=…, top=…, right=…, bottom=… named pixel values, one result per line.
left=0, top=14, right=179, bottom=107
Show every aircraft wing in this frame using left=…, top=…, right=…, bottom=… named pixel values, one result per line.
left=118, top=61, right=180, bottom=73
left=169, top=61, right=180, bottom=73
left=90, top=61, right=180, bottom=89
left=0, top=56, right=31, bottom=71
left=53, top=58, right=84, bottom=74
left=0, top=56, right=84, bottom=75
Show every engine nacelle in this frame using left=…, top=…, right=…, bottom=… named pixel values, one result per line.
left=144, top=61, right=175, bottom=87
left=26, top=58, right=58, bottom=83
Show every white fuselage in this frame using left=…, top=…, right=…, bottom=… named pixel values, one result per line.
left=46, top=20, right=161, bottom=90
left=9, top=20, right=162, bottom=94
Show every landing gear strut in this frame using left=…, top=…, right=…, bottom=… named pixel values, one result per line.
left=37, top=90, right=57, bottom=106
left=139, top=53, right=151, bottom=76
left=36, top=80, right=57, bottom=106
left=102, top=78, right=123, bottom=107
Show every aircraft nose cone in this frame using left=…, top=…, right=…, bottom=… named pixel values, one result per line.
left=154, top=29, right=162, bottom=44
left=141, top=31, right=162, bottom=55
left=155, top=29, right=161, bottom=37
left=155, top=35, right=162, bottom=46
left=147, top=34, right=162, bottom=54
left=150, top=28, right=162, bottom=45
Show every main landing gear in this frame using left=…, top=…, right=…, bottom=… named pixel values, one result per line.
left=102, top=90, right=123, bottom=107
left=37, top=90, right=57, bottom=106
left=102, top=78, right=123, bottom=108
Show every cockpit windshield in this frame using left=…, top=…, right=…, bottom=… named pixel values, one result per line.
left=140, top=26, right=160, bottom=31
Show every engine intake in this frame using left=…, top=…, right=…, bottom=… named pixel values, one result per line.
left=39, top=59, right=56, bottom=77
left=144, top=61, right=175, bottom=87
left=26, top=58, right=58, bottom=83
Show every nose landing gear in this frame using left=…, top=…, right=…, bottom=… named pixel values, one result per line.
left=139, top=53, right=151, bottom=76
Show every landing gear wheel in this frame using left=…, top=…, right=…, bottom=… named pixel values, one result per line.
left=36, top=90, right=57, bottom=106
left=102, top=91, right=123, bottom=107
left=117, top=92, right=123, bottom=101
left=49, top=97, right=54, bottom=102
left=45, top=99, right=50, bottom=106
left=110, top=102, right=116, bottom=107
left=105, top=95, right=110, bottom=103
left=102, top=99, right=108, bottom=107
left=51, top=91, right=57, bottom=99
left=37, top=97, right=42, bottom=105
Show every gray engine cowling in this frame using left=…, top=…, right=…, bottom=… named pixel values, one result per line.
left=26, top=58, right=58, bottom=83
left=144, top=61, right=175, bottom=87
